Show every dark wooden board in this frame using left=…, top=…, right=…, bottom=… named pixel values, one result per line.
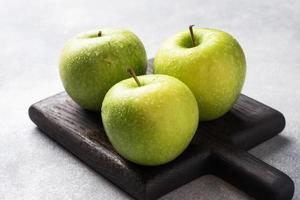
left=29, top=60, right=294, bottom=200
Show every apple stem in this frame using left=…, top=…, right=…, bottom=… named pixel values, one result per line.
left=98, top=31, right=102, bottom=37
left=127, top=68, right=141, bottom=87
left=189, top=25, right=196, bottom=47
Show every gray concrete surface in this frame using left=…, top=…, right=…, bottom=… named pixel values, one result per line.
left=0, top=0, right=299, bottom=199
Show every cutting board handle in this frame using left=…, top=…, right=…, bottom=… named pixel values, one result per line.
left=211, top=143, right=294, bottom=200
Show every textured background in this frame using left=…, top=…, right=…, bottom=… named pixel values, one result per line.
left=0, top=0, right=299, bottom=199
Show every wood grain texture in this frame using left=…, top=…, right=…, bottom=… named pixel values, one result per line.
left=28, top=60, right=294, bottom=200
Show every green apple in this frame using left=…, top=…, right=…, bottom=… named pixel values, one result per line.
left=101, top=73, right=199, bottom=166
left=154, top=27, right=246, bottom=121
left=59, top=28, right=147, bottom=111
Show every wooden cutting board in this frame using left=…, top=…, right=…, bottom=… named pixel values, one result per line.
left=28, top=60, right=294, bottom=200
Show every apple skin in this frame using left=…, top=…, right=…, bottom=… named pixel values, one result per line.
left=101, top=75, right=199, bottom=166
left=153, top=28, right=246, bottom=121
left=59, top=28, right=147, bottom=111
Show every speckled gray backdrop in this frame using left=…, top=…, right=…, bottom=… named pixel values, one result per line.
left=0, top=0, right=299, bottom=199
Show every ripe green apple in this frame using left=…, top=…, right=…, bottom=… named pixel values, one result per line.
left=154, top=28, right=246, bottom=121
left=101, top=74, right=199, bottom=166
left=59, top=28, right=147, bottom=111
